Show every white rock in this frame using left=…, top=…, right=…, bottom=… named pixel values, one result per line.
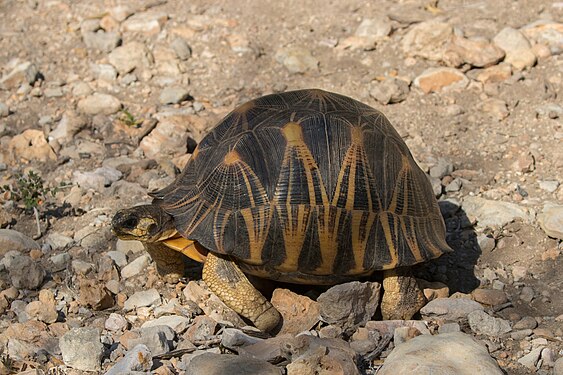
left=77, top=93, right=122, bottom=115
left=275, top=47, right=318, bottom=74
left=401, top=21, right=453, bottom=61
left=59, top=328, right=103, bottom=371
left=537, top=204, right=563, bottom=240
left=462, top=196, right=530, bottom=227
left=105, top=344, right=153, bottom=375
left=493, top=27, right=536, bottom=70
left=123, top=289, right=161, bottom=311
left=121, top=254, right=150, bottom=279
left=108, top=41, right=153, bottom=75
left=141, top=315, right=190, bottom=332
left=468, top=310, right=511, bottom=336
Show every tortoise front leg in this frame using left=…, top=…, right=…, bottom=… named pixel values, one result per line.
left=203, top=252, right=281, bottom=332
left=145, top=242, right=185, bottom=283
left=381, top=268, right=426, bottom=320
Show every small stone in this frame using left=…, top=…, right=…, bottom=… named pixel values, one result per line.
left=8, top=129, right=57, bottom=162
left=171, top=37, right=191, bottom=60
left=275, top=46, right=318, bottom=74
left=183, top=281, right=246, bottom=327
left=420, top=297, right=484, bottom=321
left=77, top=93, right=122, bottom=115
left=124, top=289, right=160, bottom=311
left=73, top=166, right=122, bottom=191
left=116, top=239, right=145, bottom=254
left=538, top=204, right=563, bottom=240
left=50, top=253, right=70, bottom=272
left=511, top=152, right=535, bottom=173
left=468, top=310, right=511, bottom=336
left=0, top=61, right=39, bottom=89
left=445, top=178, right=462, bottom=192
left=8, top=255, right=45, bottom=290
left=493, top=27, right=536, bottom=70
left=378, top=332, right=504, bottom=374
left=108, top=41, right=153, bottom=75
left=438, top=322, right=461, bottom=334
left=79, top=278, right=114, bottom=310
left=348, top=16, right=392, bottom=49
left=418, top=280, right=449, bottom=301
left=476, top=63, right=512, bottom=84
left=59, top=328, right=103, bottom=371
left=447, top=35, right=505, bottom=67
left=472, top=289, right=508, bottom=306
left=519, top=286, right=534, bottom=303
left=369, top=78, right=409, bottom=104
left=538, top=180, right=560, bottom=193
left=462, top=196, right=530, bottom=227
left=0, top=229, right=40, bottom=256
left=129, top=325, right=175, bottom=356
left=394, top=326, right=422, bottom=345
left=45, top=232, right=74, bottom=250
left=510, top=329, right=533, bottom=340
left=91, top=63, right=117, bottom=82
left=122, top=10, right=168, bottom=34
left=238, top=334, right=295, bottom=363
left=521, top=20, right=563, bottom=55
left=429, top=160, right=454, bottom=180
left=82, top=30, right=121, bottom=52
left=72, top=260, right=94, bottom=275
left=187, top=352, right=281, bottom=375
left=139, top=117, right=193, bottom=158
left=105, top=313, right=129, bottom=331
left=159, top=86, right=190, bottom=105
left=141, top=315, right=190, bottom=332
left=121, top=254, right=150, bottom=279
left=535, top=104, right=563, bottom=120
left=479, top=98, right=509, bottom=121
left=518, top=346, right=544, bottom=369
left=512, top=266, right=528, bottom=282
left=0, top=102, right=9, bottom=117
left=317, top=281, right=381, bottom=334
left=271, top=288, right=320, bottom=335
left=350, top=339, right=376, bottom=355
left=183, top=316, right=217, bottom=343
left=478, top=235, right=496, bottom=253
left=414, top=67, right=469, bottom=93
left=25, top=289, right=57, bottom=323
left=105, top=344, right=153, bottom=375
left=72, top=81, right=93, bottom=97
left=221, top=328, right=263, bottom=351
left=514, top=316, right=538, bottom=330
left=401, top=21, right=453, bottom=61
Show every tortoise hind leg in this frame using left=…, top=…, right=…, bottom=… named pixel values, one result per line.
left=203, top=252, right=281, bottom=332
left=145, top=242, right=186, bottom=283
left=381, top=268, right=426, bottom=320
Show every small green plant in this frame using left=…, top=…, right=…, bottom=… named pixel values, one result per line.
left=118, top=108, right=143, bottom=127
left=0, top=171, right=69, bottom=238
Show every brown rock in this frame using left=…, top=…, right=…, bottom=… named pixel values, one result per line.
left=479, top=98, right=509, bottom=121
left=271, top=288, right=320, bottom=335
left=365, top=320, right=430, bottom=337
left=476, top=63, right=512, bottom=84
left=183, top=316, right=218, bottom=343
left=8, top=129, right=57, bottom=162
left=418, top=280, right=449, bottom=301
left=414, top=68, right=469, bottom=94
left=78, top=278, right=114, bottom=310
left=239, top=334, right=294, bottom=362
left=447, top=35, right=505, bottom=67
left=139, top=117, right=192, bottom=158
left=472, top=289, right=508, bottom=306
left=511, top=152, right=535, bottom=173
left=119, top=330, right=141, bottom=350
left=187, top=353, right=282, bottom=375
left=401, top=21, right=453, bottom=61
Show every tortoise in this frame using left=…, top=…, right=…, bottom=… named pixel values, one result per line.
left=112, top=89, right=451, bottom=332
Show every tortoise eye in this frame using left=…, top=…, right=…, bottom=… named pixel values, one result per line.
left=122, top=217, right=138, bottom=229
left=148, top=223, right=158, bottom=235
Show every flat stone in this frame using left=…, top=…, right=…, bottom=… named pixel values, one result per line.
left=369, top=78, right=409, bottom=104
left=472, top=289, right=508, bottom=306
left=467, top=310, right=511, bottom=336
left=378, top=332, right=503, bottom=374
left=317, top=281, right=381, bottom=334
left=420, top=298, right=483, bottom=321
left=538, top=204, right=563, bottom=240
left=414, top=67, right=468, bottom=94
left=105, top=344, right=153, bottom=375
left=221, top=328, right=263, bottom=351
left=82, top=30, right=121, bottom=52
left=186, top=352, right=282, bottom=375
left=122, top=10, right=168, bottom=34
left=462, top=196, right=530, bottom=227
left=129, top=325, right=175, bottom=356
left=141, top=315, right=190, bottom=332
left=8, top=255, right=45, bottom=290
left=401, top=20, right=453, bottom=61
left=476, top=63, right=512, bottom=84
left=183, top=316, right=217, bottom=343
left=45, top=232, right=74, bottom=250
left=121, top=254, right=150, bottom=279
left=0, top=61, right=38, bottom=89
left=123, top=289, right=161, bottom=311
left=108, top=41, right=153, bottom=75
left=518, top=346, right=544, bottom=369
left=77, top=93, right=122, bottom=115
left=159, top=86, right=190, bottom=105
left=275, top=46, right=318, bottom=74
left=493, top=27, right=536, bottom=70
left=0, top=229, right=40, bottom=256
left=271, top=288, right=320, bottom=335
left=116, top=239, right=145, bottom=254
left=447, top=35, right=505, bottom=67
left=59, top=328, right=103, bottom=371
left=513, top=316, right=538, bottom=330
left=105, top=313, right=129, bottom=331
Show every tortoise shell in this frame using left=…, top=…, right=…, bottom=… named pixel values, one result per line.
left=151, top=89, right=451, bottom=283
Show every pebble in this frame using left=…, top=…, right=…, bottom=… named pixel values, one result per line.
left=554, top=357, right=563, bottom=375
left=401, top=20, right=453, bottom=61
left=24, top=290, right=58, bottom=323
left=121, top=254, right=150, bottom=279
left=519, top=286, right=534, bottom=303
left=536, top=103, right=563, bottom=119
left=429, top=159, right=454, bottom=179
left=159, top=86, right=190, bottom=105
left=0, top=61, right=39, bottom=89
left=239, top=334, right=295, bottom=362
left=369, top=78, right=409, bottom=104
left=171, top=37, right=192, bottom=60
left=105, top=344, right=153, bottom=375
left=447, top=35, right=505, bottom=68
left=221, top=328, right=263, bottom=351
left=72, top=260, right=94, bottom=275
left=129, top=325, right=175, bottom=356
left=141, top=315, right=190, bottom=332
left=420, top=297, right=483, bottom=321
left=50, top=253, right=70, bottom=272
left=0, top=229, right=40, bottom=256
left=123, top=289, right=160, bottom=311
left=275, top=46, right=319, bottom=74
left=510, top=329, right=533, bottom=340
left=445, top=178, right=462, bottom=192
left=73, top=166, right=122, bottom=191
left=183, top=315, right=217, bottom=343
left=493, top=27, right=536, bottom=70
left=139, top=117, right=192, bottom=158
left=472, top=289, right=508, bottom=306
left=8, top=255, right=45, bottom=290
left=59, top=328, right=103, bottom=371
left=108, top=41, right=153, bottom=75
left=105, top=312, right=129, bottom=331
left=77, top=93, right=122, bottom=115
left=81, top=30, right=121, bottom=52
left=8, top=129, right=57, bottom=162
left=462, top=196, right=530, bottom=227
left=479, top=98, right=509, bottom=121
left=414, top=67, right=469, bottom=93
left=78, top=278, right=114, bottom=310
left=379, top=332, right=503, bottom=375
left=467, top=310, right=511, bottom=336
left=348, top=16, right=392, bottom=49
left=107, top=250, right=128, bottom=267
left=271, top=288, right=320, bottom=335
left=438, top=322, right=461, bottom=334
left=513, top=316, right=538, bottom=330
left=0, top=102, right=8, bottom=117
left=477, top=234, right=496, bottom=253
left=116, top=238, right=145, bottom=254
left=518, top=346, right=544, bottom=369
left=122, top=10, right=168, bottom=34
left=71, top=81, right=93, bottom=97
left=476, top=63, right=512, bottom=84
left=187, top=352, right=282, bottom=375
left=537, top=204, right=563, bottom=240
left=317, top=281, right=381, bottom=334
left=91, top=63, right=117, bottom=82
left=418, top=280, right=449, bottom=301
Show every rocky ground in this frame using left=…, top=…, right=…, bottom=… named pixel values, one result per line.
left=0, top=0, right=562, bottom=374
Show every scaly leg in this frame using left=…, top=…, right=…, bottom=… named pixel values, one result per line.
left=145, top=242, right=186, bottom=283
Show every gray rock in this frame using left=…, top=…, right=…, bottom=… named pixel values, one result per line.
left=462, top=196, right=530, bottom=227
left=116, top=239, right=145, bottom=254
left=420, top=298, right=484, bottom=321
left=71, top=259, right=94, bottom=275
left=467, top=310, right=511, bottom=336
left=522, top=20, right=563, bottom=55
left=8, top=255, right=45, bottom=290
left=50, top=253, right=70, bottom=272
left=77, top=93, right=122, bottom=115
left=430, top=176, right=442, bottom=197
left=0, top=229, right=40, bottom=256
left=221, top=328, right=263, bottom=351
left=536, top=104, right=563, bottom=120
left=518, top=346, right=544, bottom=369
left=0, top=102, right=9, bottom=117
left=513, top=316, right=537, bottom=330
left=105, top=344, right=153, bottom=375
left=187, top=352, right=282, bottom=375
left=82, top=30, right=121, bottom=52
left=477, top=234, right=496, bottom=253
left=45, top=232, right=74, bottom=249
left=538, top=204, right=563, bottom=240
left=510, top=329, right=533, bottom=340
left=107, top=250, right=128, bottom=267
left=124, top=289, right=161, bottom=311
left=0, top=61, right=39, bottom=89
left=105, top=312, right=129, bottom=331
left=71, top=81, right=93, bottom=97
left=72, top=166, right=122, bottom=191
left=91, top=63, right=118, bottom=82
left=554, top=357, right=563, bottom=375
left=429, top=159, right=454, bottom=179
left=317, top=281, right=381, bottom=334
left=493, top=27, right=536, bottom=70
left=129, top=325, right=175, bottom=356
left=378, top=332, right=503, bottom=374
left=121, top=254, right=150, bottom=278
left=446, top=35, right=505, bottom=68
left=141, top=315, right=190, bottom=332
left=519, top=286, right=534, bottom=303
left=59, top=328, right=103, bottom=371
left=275, top=47, right=318, bottom=74
left=122, top=10, right=168, bottom=34
left=159, top=86, right=190, bottom=105
left=171, top=37, right=192, bottom=60
left=445, top=178, right=462, bottom=192
left=438, top=322, right=461, bottom=334
left=369, top=78, right=409, bottom=104
left=401, top=21, right=453, bottom=61
left=108, top=41, right=153, bottom=75
left=538, top=180, right=560, bottom=193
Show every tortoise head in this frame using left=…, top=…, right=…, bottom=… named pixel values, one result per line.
left=111, top=204, right=176, bottom=243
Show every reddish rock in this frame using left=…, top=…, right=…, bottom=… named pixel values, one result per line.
left=414, top=68, right=469, bottom=94
left=271, top=288, right=320, bottom=335
left=472, top=289, right=508, bottom=306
